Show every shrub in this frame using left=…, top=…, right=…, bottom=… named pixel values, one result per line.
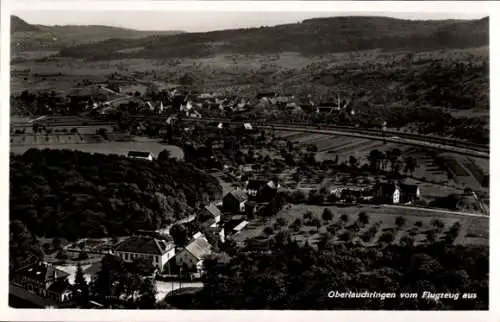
left=303, top=211, right=313, bottom=220
left=395, top=216, right=406, bottom=228
left=358, top=212, right=369, bottom=225
left=263, top=226, right=274, bottom=235
left=322, top=208, right=333, bottom=221
left=379, top=232, right=395, bottom=243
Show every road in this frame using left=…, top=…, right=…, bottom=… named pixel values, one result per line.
left=382, top=204, right=489, bottom=218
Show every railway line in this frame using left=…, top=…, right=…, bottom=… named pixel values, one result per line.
left=11, top=115, right=489, bottom=158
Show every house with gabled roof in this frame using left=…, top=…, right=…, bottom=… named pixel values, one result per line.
left=114, top=236, right=175, bottom=272
left=198, top=203, right=222, bottom=227
left=223, top=190, right=248, bottom=213
left=11, top=261, right=74, bottom=304
left=175, top=234, right=213, bottom=273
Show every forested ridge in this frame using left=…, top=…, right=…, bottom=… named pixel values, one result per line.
left=57, top=16, right=488, bottom=60
left=10, top=149, right=222, bottom=241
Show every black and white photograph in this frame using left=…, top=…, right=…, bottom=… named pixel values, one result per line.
left=2, top=0, right=497, bottom=318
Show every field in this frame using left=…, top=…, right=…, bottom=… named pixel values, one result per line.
left=233, top=204, right=489, bottom=247
left=10, top=138, right=184, bottom=160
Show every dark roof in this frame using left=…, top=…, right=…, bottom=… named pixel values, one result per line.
left=225, top=190, right=248, bottom=203
left=203, top=204, right=221, bottom=218
left=246, top=180, right=269, bottom=191
left=128, top=151, right=152, bottom=158
left=47, top=279, right=72, bottom=294
left=184, top=236, right=212, bottom=260
left=115, top=236, right=174, bottom=255
left=375, top=183, right=399, bottom=195
left=400, top=184, right=419, bottom=195
left=15, top=262, right=69, bottom=283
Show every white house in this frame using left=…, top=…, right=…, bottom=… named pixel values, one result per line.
left=128, top=151, right=154, bottom=161
left=114, top=236, right=175, bottom=272
left=243, top=123, right=253, bottom=130
left=175, top=235, right=212, bottom=273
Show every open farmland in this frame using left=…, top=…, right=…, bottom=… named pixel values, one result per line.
left=10, top=139, right=184, bottom=160
left=233, top=204, right=488, bottom=247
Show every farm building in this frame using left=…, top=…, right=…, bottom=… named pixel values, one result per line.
left=223, top=190, right=248, bottom=213
left=113, top=236, right=175, bottom=272
left=175, top=234, right=212, bottom=273
left=128, top=151, right=154, bottom=161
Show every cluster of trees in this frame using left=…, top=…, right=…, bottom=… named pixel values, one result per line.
left=367, top=148, right=418, bottom=175
left=10, top=149, right=222, bottom=241
left=191, top=235, right=488, bottom=310
left=73, top=254, right=158, bottom=309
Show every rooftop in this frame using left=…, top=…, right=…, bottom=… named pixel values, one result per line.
left=203, top=204, right=222, bottom=218
left=115, top=236, right=174, bottom=255
left=15, top=261, right=69, bottom=283
left=184, top=236, right=212, bottom=260
left=226, top=190, right=248, bottom=203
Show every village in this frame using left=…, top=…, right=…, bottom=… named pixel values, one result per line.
left=8, top=10, right=490, bottom=311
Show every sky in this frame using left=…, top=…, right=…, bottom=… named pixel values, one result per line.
left=12, top=2, right=490, bottom=33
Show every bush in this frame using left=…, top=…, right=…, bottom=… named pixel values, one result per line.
left=395, top=216, right=406, bottom=228
left=414, top=221, right=423, bottom=228
left=338, top=231, right=353, bottom=242
left=340, top=214, right=349, bottom=223
left=321, top=208, right=333, bottom=221
left=379, top=232, right=395, bottom=243
left=358, top=212, right=369, bottom=225
left=263, top=226, right=274, bottom=235
left=78, top=251, right=89, bottom=260
left=432, top=219, right=445, bottom=230
left=303, top=211, right=313, bottom=220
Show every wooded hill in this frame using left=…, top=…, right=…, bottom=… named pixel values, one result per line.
left=11, top=15, right=184, bottom=52
left=57, top=16, right=489, bottom=60
left=10, top=149, right=222, bottom=241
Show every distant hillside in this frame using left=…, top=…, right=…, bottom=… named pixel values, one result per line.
left=57, top=16, right=489, bottom=60
left=11, top=15, right=41, bottom=32
left=11, top=15, right=184, bottom=53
